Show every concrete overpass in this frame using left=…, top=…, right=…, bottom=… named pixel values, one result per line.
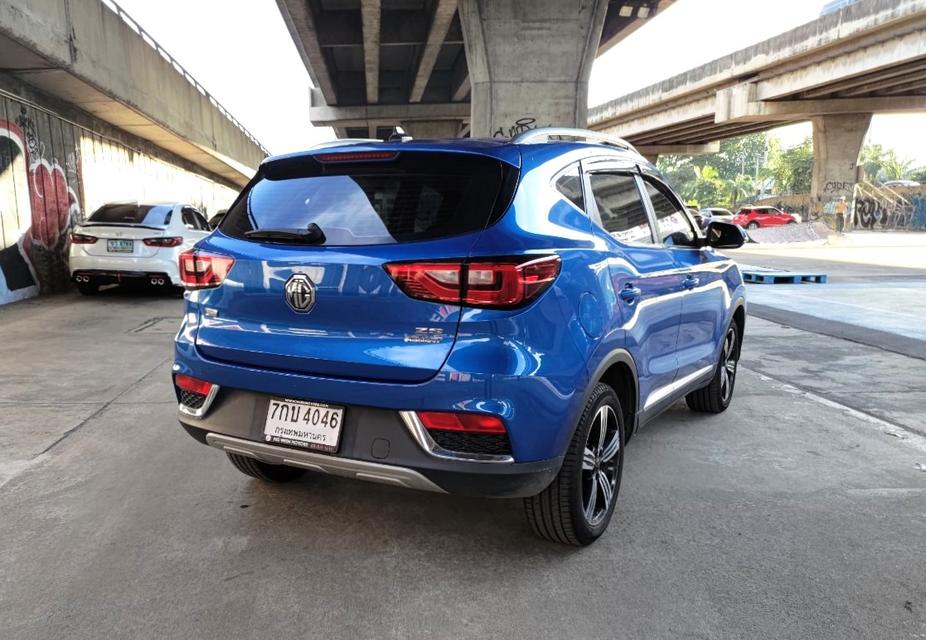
left=588, top=0, right=926, bottom=210
left=0, top=0, right=267, bottom=186
left=276, top=0, right=675, bottom=139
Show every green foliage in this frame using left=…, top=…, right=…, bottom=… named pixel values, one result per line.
left=860, top=144, right=916, bottom=182
left=764, top=137, right=813, bottom=195
left=656, top=133, right=769, bottom=207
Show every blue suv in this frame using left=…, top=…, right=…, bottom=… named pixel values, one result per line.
left=174, top=128, right=747, bottom=546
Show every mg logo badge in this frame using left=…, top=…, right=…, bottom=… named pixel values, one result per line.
left=284, top=273, right=316, bottom=313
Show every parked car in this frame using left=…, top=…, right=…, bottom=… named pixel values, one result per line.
left=732, top=205, right=800, bottom=229
left=173, top=130, right=747, bottom=546
left=698, top=207, right=735, bottom=227
left=69, top=202, right=212, bottom=295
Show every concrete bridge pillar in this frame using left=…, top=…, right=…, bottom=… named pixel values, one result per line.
left=458, top=0, right=608, bottom=138
left=400, top=120, right=462, bottom=139
left=811, top=114, right=871, bottom=221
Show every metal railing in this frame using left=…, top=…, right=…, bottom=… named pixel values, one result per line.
left=98, top=0, right=270, bottom=155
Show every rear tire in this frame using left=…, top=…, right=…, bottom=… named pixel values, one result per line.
left=746, top=221, right=759, bottom=229
left=686, top=321, right=740, bottom=414
left=524, top=383, right=624, bottom=546
left=226, top=453, right=306, bottom=482
left=76, top=281, right=99, bottom=296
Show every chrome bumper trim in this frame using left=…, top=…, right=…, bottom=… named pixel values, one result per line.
left=205, top=433, right=447, bottom=493
left=398, top=411, right=515, bottom=464
left=178, top=383, right=220, bottom=418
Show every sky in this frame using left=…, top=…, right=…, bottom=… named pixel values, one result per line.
left=114, top=0, right=926, bottom=165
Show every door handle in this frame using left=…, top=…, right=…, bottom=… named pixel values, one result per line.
left=620, top=284, right=642, bottom=305
left=683, top=275, right=700, bottom=290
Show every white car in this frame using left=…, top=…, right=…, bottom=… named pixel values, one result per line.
left=69, top=202, right=212, bottom=295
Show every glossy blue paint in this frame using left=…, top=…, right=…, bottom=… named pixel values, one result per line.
left=175, top=139, right=745, bottom=463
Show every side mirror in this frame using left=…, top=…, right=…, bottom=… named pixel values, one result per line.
left=704, top=221, right=746, bottom=249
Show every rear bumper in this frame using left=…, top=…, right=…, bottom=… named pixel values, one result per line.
left=177, top=385, right=561, bottom=498
left=69, top=253, right=181, bottom=285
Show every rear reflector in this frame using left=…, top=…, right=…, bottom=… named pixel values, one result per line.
left=179, top=250, right=234, bottom=289
left=315, top=151, right=398, bottom=163
left=174, top=374, right=213, bottom=396
left=70, top=233, right=98, bottom=244
left=418, top=411, right=507, bottom=434
left=143, top=236, right=183, bottom=247
left=385, top=255, right=560, bottom=308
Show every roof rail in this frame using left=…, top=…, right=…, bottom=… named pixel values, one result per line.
left=511, top=127, right=638, bottom=154
left=311, top=138, right=383, bottom=150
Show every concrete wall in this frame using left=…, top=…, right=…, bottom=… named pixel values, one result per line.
left=755, top=185, right=926, bottom=232
left=0, top=78, right=240, bottom=305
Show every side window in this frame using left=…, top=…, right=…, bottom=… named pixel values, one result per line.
left=587, top=173, right=654, bottom=245
left=643, top=178, right=697, bottom=246
left=193, top=211, right=209, bottom=230
left=553, top=163, right=584, bottom=212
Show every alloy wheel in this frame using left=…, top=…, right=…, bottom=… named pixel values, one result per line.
left=581, top=405, right=621, bottom=526
left=719, top=326, right=738, bottom=403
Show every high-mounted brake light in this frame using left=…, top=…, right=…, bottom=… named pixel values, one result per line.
left=69, top=232, right=98, bottom=244
left=315, top=151, right=398, bottom=163
left=385, top=255, right=560, bottom=308
left=174, top=373, right=213, bottom=396
left=143, top=236, right=183, bottom=247
left=418, top=411, right=507, bottom=435
left=179, top=249, right=234, bottom=289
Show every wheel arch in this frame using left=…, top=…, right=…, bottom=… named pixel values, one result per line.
left=589, top=349, right=638, bottom=444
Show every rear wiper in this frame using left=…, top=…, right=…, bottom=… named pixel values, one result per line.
left=244, top=223, right=326, bottom=245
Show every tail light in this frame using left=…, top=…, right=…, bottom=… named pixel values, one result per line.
left=385, top=255, right=560, bottom=308
left=179, top=249, right=234, bottom=289
left=144, top=236, right=183, bottom=247
left=70, top=232, right=98, bottom=244
left=174, top=373, right=213, bottom=395
left=418, top=411, right=507, bottom=434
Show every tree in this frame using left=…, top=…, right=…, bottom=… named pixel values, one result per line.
left=727, top=174, right=756, bottom=208
left=765, top=137, right=813, bottom=195
left=860, top=144, right=915, bottom=182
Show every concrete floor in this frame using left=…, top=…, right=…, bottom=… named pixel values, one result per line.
left=1, top=275, right=925, bottom=638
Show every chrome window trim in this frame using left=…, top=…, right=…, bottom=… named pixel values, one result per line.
left=398, top=411, right=515, bottom=464
left=178, top=383, right=220, bottom=418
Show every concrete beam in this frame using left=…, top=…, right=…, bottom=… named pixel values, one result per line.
left=636, top=142, right=721, bottom=156
left=400, top=119, right=461, bottom=138
left=275, top=0, right=337, bottom=104
left=360, top=0, right=381, bottom=104
left=716, top=83, right=926, bottom=122
left=590, top=0, right=926, bottom=133
left=409, top=0, right=457, bottom=103
left=310, top=101, right=469, bottom=128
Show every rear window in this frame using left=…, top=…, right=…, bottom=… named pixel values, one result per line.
left=222, top=152, right=517, bottom=245
left=88, top=203, right=172, bottom=226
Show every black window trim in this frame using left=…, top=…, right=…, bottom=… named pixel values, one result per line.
left=638, top=172, right=703, bottom=249
left=550, top=161, right=587, bottom=215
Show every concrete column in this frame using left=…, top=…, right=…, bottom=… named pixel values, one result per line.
left=400, top=120, right=462, bottom=139
left=458, top=0, right=609, bottom=138
left=811, top=113, right=871, bottom=225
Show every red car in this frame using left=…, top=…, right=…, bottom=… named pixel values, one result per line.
left=732, top=206, right=801, bottom=229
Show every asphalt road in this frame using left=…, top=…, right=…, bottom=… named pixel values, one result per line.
left=1, top=280, right=924, bottom=639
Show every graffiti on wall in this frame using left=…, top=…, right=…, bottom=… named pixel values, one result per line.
left=755, top=187, right=926, bottom=232
left=0, top=105, right=82, bottom=304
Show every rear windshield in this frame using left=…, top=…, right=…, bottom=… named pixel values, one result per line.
left=87, top=203, right=172, bottom=226
left=221, top=152, right=516, bottom=245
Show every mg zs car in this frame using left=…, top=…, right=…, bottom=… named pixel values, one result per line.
left=174, top=129, right=747, bottom=546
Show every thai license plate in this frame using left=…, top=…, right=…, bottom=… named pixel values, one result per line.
left=263, top=398, right=344, bottom=453
left=107, top=239, right=134, bottom=253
